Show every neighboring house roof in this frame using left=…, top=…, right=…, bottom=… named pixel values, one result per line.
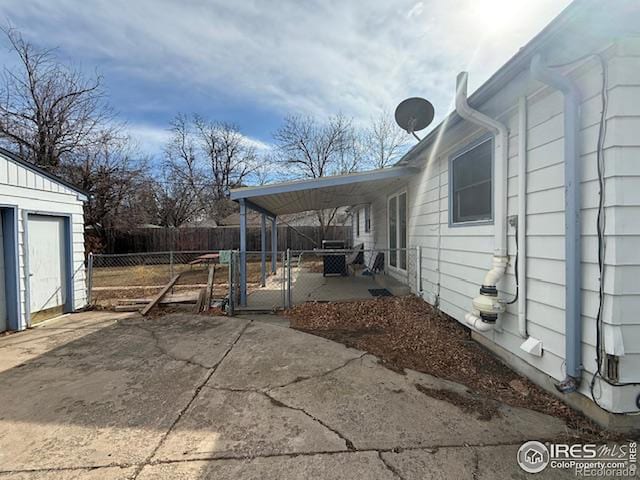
left=396, top=0, right=636, bottom=167
left=0, top=146, right=90, bottom=201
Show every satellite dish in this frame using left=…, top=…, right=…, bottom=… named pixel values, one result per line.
left=394, top=97, right=435, bottom=141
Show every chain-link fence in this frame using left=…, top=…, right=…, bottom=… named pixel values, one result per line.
left=228, top=247, right=418, bottom=312
left=88, top=251, right=231, bottom=308
left=88, top=247, right=419, bottom=313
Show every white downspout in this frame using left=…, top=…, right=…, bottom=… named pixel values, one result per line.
left=517, top=96, right=528, bottom=338
left=455, top=72, right=509, bottom=330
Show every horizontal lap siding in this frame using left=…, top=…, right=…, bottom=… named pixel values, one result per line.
left=0, top=154, right=86, bottom=329
left=394, top=40, right=640, bottom=411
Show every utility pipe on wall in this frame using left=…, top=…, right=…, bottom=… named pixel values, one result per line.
left=530, top=54, right=582, bottom=393
left=517, top=96, right=528, bottom=339
left=456, top=72, right=510, bottom=330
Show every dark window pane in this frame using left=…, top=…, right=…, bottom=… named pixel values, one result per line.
left=451, top=139, right=492, bottom=224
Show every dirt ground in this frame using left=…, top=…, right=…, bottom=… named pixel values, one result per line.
left=285, top=295, right=623, bottom=442
left=91, top=261, right=269, bottom=306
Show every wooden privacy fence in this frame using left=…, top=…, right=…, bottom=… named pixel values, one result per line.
left=101, top=225, right=352, bottom=254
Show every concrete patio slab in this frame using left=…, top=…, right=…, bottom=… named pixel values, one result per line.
left=0, top=311, right=574, bottom=479
left=269, top=354, right=569, bottom=450
left=137, top=452, right=395, bottom=480
left=209, top=320, right=363, bottom=390
left=152, top=387, right=348, bottom=461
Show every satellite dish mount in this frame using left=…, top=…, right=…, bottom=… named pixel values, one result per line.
left=394, top=97, right=435, bottom=142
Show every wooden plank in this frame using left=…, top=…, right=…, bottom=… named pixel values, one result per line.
left=117, top=292, right=199, bottom=305
left=114, top=305, right=144, bottom=312
left=141, top=274, right=181, bottom=316
left=203, top=264, right=215, bottom=311
left=195, top=287, right=206, bottom=313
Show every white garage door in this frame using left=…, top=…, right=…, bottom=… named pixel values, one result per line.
left=28, top=215, right=67, bottom=322
left=0, top=217, right=6, bottom=332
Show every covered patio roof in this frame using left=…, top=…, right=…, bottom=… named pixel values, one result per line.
left=230, top=166, right=418, bottom=217
left=229, top=165, right=416, bottom=307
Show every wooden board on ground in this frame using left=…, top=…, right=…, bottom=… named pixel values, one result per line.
left=195, top=287, right=206, bottom=312
left=141, top=274, right=181, bottom=316
left=117, top=292, right=199, bottom=306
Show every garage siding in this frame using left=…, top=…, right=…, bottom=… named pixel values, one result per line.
left=0, top=152, right=86, bottom=330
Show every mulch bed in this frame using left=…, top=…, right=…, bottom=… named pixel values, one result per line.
left=285, top=295, right=624, bottom=441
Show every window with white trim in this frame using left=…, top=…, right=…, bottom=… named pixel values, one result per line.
left=388, top=192, right=407, bottom=270
left=450, top=137, right=493, bottom=225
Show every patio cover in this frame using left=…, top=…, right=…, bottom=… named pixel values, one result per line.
left=229, top=166, right=417, bottom=306
left=230, top=166, right=417, bottom=216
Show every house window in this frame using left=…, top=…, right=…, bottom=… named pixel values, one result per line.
left=450, top=137, right=493, bottom=225
left=356, top=209, right=360, bottom=237
left=388, top=192, right=407, bottom=270
left=364, top=205, right=371, bottom=233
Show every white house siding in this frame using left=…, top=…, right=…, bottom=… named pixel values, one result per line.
left=0, top=152, right=86, bottom=330
left=365, top=39, right=639, bottom=413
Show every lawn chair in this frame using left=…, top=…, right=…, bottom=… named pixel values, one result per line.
left=345, top=243, right=364, bottom=275
left=368, top=252, right=385, bottom=274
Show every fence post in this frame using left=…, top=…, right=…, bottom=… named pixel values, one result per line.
left=286, top=248, right=292, bottom=308
left=169, top=250, right=174, bottom=283
left=87, top=252, right=94, bottom=306
left=227, top=251, right=235, bottom=316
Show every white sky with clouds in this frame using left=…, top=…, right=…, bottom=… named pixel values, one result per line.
left=0, top=0, right=572, bottom=156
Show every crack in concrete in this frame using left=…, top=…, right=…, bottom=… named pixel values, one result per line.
left=471, top=446, right=480, bottom=480
left=377, top=451, right=406, bottom=480
left=129, top=319, right=252, bottom=480
left=260, top=390, right=357, bottom=451
left=0, top=441, right=533, bottom=475
left=130, top=323, right=213, bottom=369
left=0, top=442, right=521, bottom=476
left=265, top=352, right=368, bottom=391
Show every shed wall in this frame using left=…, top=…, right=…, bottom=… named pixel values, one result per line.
left=0, top=153, right=86, bottom=329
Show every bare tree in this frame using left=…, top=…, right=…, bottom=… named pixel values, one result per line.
left=273, top=114, right=356, bottom=179
left=0, top=27, right=113, bottom=170
left=365, top=110, right=406, bottom=169
left=162, top=114, right=256, bottom=223
left=60, top=133, right=149, bottom=237
left=273, top=114, right=363, bottom=232
left=193, top=116, right=255, bottom=202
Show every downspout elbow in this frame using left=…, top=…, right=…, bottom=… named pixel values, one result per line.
left=455, top=72, right=508, bottom=141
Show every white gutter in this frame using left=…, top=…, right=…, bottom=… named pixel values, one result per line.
left=456, top=72, right=509, bottom=330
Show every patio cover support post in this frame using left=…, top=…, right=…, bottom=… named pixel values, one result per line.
left=239, top=198, right=247, bottom=306
left=261, top=213, right=267, bottom=287
left=271, top=217, right=277, bottom=273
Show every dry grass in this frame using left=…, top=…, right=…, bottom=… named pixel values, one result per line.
left=91, top=261, right=269, bottom=307
left=286, top=296, right=628, bottom=442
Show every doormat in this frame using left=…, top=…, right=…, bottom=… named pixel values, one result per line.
left=368, top=288, right=393, bottom=297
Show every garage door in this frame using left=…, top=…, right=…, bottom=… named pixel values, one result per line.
left=28, top=215, right=67, bottom=324
left=0, top=217, right=6, bottom=332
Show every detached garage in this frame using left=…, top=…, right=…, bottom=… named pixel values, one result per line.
left=0, top=147, right=88, bottom=332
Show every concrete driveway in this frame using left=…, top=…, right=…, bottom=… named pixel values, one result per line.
left=0, top=311, right=573, bottom=479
